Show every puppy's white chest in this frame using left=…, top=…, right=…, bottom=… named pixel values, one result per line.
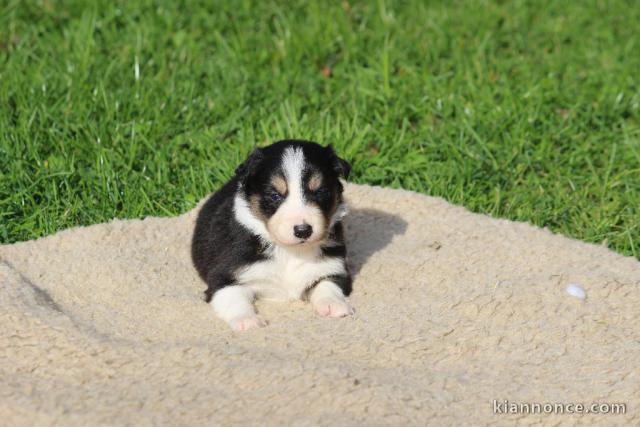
left=237, top=247, right=345, bottom=300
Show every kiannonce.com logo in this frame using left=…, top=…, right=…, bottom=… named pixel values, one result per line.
left=493, top=400, right=627, bottom=415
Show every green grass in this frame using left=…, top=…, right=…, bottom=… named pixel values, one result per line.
left=1, top=0, right=639, bottom=258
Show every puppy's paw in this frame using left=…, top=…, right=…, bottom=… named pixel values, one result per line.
left=229, top=315, right=267, bottom=331
left=313, top=297, right=355, bottom=318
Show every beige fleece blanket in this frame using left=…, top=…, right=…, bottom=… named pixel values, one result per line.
left=1, top=184, right=638, bottom=426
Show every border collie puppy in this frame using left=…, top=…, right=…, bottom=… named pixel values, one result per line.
left=191, top=140, right=353, bottom=331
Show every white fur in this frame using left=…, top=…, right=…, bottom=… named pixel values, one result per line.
left=309, top=280, right=354, bottom=318
left=210, top=285, right=266, bottom=331
left=282, top=146, right=305, bottom=198
left=213, top=244, right=350, bottom=329
left=234, top=190, right=272, bottom=244
left=237, top=244, right=346, bottom=301
left=330, top=201, right=349, bottom=228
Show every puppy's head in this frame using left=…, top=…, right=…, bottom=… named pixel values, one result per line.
left=236, top=140, right=350, bottom=247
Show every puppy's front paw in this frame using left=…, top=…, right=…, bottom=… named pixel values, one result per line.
left=229, top=315, right=267, bottom=331
left=313, top=297, right=355, bottom=318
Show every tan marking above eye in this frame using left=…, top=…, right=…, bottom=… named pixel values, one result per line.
left=271, top=175, right=287, bottom=195
left=308, top=172, right=322, bottom=191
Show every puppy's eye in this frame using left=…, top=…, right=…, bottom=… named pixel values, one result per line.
left=270, top=192, right=283, bottom=202
left=311, top=187, right=329, bottom=197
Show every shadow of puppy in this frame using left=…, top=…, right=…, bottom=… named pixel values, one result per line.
left=344, top=208, right=408, bottom=276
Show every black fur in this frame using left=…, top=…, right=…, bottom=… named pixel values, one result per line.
left=191, top=176, right=269, bottom=302
left=321, top=222, right=347, bottom=259
left=191, top=140, right=352, bottom=303
left=325, top=274, right=353, bottom=296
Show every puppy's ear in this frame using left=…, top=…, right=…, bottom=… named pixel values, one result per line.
left=326, top=144, right=351, bottom=179
left=235, top=148, right=264, bottom=184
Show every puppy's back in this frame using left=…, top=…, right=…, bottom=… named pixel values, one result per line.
left=191, top=178, right=238, bottom=281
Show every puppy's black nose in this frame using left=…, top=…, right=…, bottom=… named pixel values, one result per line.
left=293, top=224, right=313, bottom=239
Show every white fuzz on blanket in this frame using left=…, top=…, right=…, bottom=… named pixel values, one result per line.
left=566, top=283, right=586, bottom=300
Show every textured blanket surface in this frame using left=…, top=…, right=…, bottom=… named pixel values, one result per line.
left=1, top=184, right=639, bottom=426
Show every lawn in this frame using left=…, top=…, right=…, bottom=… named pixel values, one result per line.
left=1, top=0, right=639, bottom=258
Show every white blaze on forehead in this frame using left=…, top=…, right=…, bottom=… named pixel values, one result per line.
left=281, top=146, right=305, bottom=205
